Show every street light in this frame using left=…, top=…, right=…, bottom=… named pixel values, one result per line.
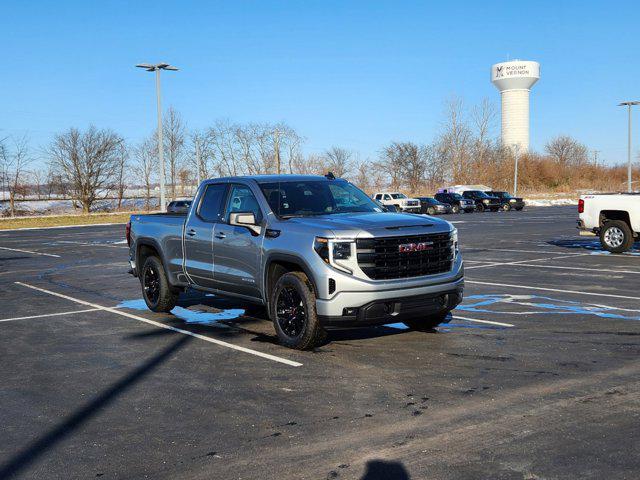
left=618, top=101, right=640, bottom=193
left=511, top=143, right=520, bottom=196
left=136, top=63, right=179, bottom=212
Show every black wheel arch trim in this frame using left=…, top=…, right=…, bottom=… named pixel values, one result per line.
left=135, top=238, right=181, bottom=287
left=264, top=253, right=319, bottom=304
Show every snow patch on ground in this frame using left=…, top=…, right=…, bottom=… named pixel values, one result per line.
left=524, top=198, right=578, bottom=207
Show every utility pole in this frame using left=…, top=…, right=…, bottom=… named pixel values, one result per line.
left=195, top=137, right=202, bottom=188
left=619, top=101, right=639, bottom=193
left=512, top=143, right=520, bottom=196
left=136, top=63, right=179, bottom=211
left=274, top=128, right=281, bottom=174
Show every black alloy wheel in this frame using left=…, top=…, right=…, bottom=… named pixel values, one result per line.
left=276, top=285, right=307, bottom=338
left=143, top=264, right=161, bottom=304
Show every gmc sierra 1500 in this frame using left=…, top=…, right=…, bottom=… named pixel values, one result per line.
left=128, top=175, right=464, bottom=349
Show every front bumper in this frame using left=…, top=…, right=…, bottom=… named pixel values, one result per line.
left=402, top=206, right=421, bottom=213
left=316, top=275, right=464, bottom=327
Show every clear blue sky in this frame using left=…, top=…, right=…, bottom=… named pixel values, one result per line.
left=2, top=0, right=638, bottom=165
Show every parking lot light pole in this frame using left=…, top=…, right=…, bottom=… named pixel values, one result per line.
left=136, top=63, right=179, bottom=212
left=512, top=144, right=520, bottom=196
left=618, top=101, right=640, bottom=193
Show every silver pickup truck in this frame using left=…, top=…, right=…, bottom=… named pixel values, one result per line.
left=127, top=174, right=464, bottom=349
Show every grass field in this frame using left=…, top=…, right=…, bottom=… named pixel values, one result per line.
left=0, top=212, right=138, bottom=230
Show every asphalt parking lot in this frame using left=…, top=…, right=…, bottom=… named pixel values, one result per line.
left=1, top=205, right=639, bottom=480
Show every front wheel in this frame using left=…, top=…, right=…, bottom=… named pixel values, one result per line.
left=270, top=271, right=326, bottom=350
left=403, top=312, right=450, bottom=331
left=502, top=203, right=511, bottom=211
left=451, top=205, right=460, bottom=214
left=427, top=207, right=436, bottom=215
left=476, top=203, right=485, bottom=212
left=600, top=220, right=635, bottom=253
left=141, top=256, right=179, bottom=312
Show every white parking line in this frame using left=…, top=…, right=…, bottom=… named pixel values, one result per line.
left=0, top=309, right=100, bottom=323
left=465, top=253, right=591, bottom=270
left=15, top=282, right=303, bottom=367
left=465, top=280, right=640, bottom=301
left=452, top=315, right=514, bottom=327
left=0, top=246, right=60, bottom=258
left=467, top=248, right=587, bottom=256
left=493, top=263, right=640, bottom=275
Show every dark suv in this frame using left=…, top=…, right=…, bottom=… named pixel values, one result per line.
left=461, top=191, right=502, bottom=212
left=485, top=191, right=525, bottom=211
left=417, top=197, right=452, bottom=215
left=434, top=192, right=476, bottom=213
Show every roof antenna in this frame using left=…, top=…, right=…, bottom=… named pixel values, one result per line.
left=325, top=171, right=335, bottom=180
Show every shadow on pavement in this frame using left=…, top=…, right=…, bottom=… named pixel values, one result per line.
left=361, top=459, right=411, bottom=479
left=0, top=334, right=191, bottom=479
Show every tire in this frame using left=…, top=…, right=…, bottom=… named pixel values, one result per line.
left=451, top=205, right=460, bottom=214
left=270, top=271, right=326, bottom=350
left=502, top=203, right=511, bottom=211
left=141, top=256, right=179, bottom=312
left=427, top=207, right=436, bottom=215
left=476, top=203, right=485, bottom=212
left=515, top=206, right=524, bottom=211
left=403, top=311, right=450, bottom=331
left=600, top=220, right=635, bottom=254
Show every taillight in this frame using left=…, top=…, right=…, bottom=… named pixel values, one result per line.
left=578, top=199, right=584, bottom=214
left=125, top=221, right=131, bottom=246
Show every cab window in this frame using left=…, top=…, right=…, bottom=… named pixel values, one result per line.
left=198, top=183, right=227, bottom=223
left=225, top=184, right=263, bottom=224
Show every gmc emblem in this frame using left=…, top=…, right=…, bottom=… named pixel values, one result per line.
left=398, top=242, right=433, bottom=253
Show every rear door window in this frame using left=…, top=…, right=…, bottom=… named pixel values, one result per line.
left=198, top=183, right=227, bottom=223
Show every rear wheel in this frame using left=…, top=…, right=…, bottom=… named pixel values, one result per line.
left=141, top=256, right=179, bottom=312
left=403, top=312, right=450, bottom=331
left=600, top=220, right=635, bottom=253
left=270, top=271, right=326, bottom=350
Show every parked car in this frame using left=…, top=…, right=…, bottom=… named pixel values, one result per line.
left=434, top=192, right=476, bottom=213
left=166, top=200, right=192, bottom=214
left=417, top=197, right=453, bottom=215
left=485, top=191, right=525, bottom=211
left=577, top=193, right=640, bottom=253
left=373, top=192, right=421, bottom=213
left=128, top=175, right=464, bottom=349
left=461, top=190, right=502, bottom=212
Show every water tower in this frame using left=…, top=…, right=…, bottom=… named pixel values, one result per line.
left=491, top=60, right=540, bottom=152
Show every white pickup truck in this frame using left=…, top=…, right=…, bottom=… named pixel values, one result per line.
left=373, top=192, right=421, bottom=213
left=578, top=193, right=640, bottom=253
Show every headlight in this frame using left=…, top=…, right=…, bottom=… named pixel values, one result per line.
left=451, top=228, right=459, bottom=259
left=314, top=237, right=353, bottom=274
left=483, top=199, right=490, bottom=204
left=509, top=198, right=516, bottom=203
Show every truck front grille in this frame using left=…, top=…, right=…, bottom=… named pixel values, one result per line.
left=356, top=233, right=453, bottom=280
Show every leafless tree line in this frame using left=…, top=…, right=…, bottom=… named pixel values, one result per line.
left=2, top=99, right=639, bottom=216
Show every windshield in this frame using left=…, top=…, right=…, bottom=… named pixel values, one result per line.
left=467, top=191, right=490, bottom=199
left=390, top=193, right=407, bottom=199
left=260, top=180, right=381, bottom=217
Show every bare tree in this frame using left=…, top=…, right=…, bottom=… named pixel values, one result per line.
left=114, top=143, right=128, bottom=210
left=0, top=135, right=32, bottom=216
left=48, top=126, right=123, bottom=213
left=134, top=135, right=157, bottom=210
left=545, top=135, right=589, bottom=166
left=323, top=146, right=353, bottom=177
left=163, top=107, right=186, bottom=200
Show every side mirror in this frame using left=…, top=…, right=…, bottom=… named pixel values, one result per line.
left=229, top=211, right=262, bottom=236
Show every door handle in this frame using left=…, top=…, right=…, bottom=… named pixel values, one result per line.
left=214, top=232, right=226, bottom=239
left=186, top=229, right=197, bottom=237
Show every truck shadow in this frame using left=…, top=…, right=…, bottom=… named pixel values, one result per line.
left=547, top=239, right=640, bottom=254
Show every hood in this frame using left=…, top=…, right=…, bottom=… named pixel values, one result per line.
left=280, top=212, right=452, bottom=238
